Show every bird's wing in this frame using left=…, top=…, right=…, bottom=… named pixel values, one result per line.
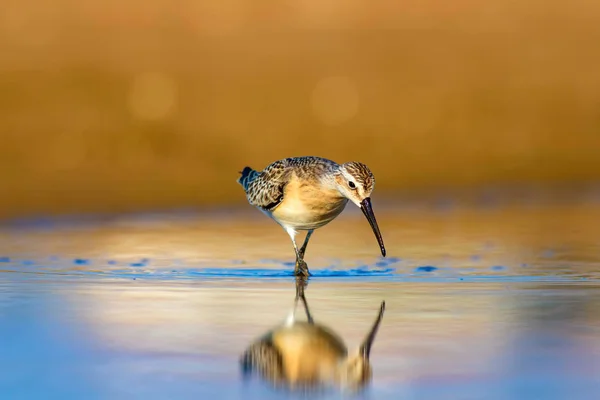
left=245, top=159, right=291, bottom=211
left=240, top=337, right=285, bottom=383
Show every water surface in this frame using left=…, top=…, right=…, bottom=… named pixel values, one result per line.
left=1, top=199, right=600, bottom=399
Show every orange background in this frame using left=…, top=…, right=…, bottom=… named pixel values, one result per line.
left=1, top=0, right=599, bottom=219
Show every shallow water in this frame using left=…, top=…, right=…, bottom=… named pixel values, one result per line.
left=1, top=198, right=600, bottom=399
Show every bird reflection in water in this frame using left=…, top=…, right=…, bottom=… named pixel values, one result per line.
left=240, top=276, right=385, bottom=393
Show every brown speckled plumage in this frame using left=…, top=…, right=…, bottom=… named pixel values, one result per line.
left=341, top=161, right=375, bottom=194
left=237, top=157, right=338, bottom=211
left=237, top=156, right=385, bottom=276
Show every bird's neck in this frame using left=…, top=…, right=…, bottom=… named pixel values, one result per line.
left=319, top=170, right=344, bottom=196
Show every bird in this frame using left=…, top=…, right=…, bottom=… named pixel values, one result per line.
left=240, top=283, right=386, bottom=393
left=237, top=156, right=386, bottom=277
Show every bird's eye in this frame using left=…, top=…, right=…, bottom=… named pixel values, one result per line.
left=348, top=181, right=356, bottom=189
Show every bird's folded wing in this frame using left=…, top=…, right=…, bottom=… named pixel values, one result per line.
left=246, top=160, right=291, bottom=211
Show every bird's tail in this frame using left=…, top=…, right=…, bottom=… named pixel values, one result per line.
left=237, top=166, right=259, bottom=191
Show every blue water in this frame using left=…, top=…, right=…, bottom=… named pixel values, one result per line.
left=2, top=203, right=600, bottom=399
left=1, top=273, right=599, bottom=400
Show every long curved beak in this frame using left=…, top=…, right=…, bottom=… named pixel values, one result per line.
left=360, top=198, right=386, bottom=257
left=359, top=301, right=386, bottom=359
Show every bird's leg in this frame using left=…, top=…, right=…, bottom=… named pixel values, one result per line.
left=298, top=229, right=314, bottom=260
left=296, top=230, right=314, bottom=277
left=286, top=227, right=310, bottom=277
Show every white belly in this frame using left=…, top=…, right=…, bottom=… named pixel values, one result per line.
left=271, top=196, right=348, bottom=231
left=262, top=174, right=349, bottom=231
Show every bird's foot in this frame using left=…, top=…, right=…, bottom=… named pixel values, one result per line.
left=294, top=259, right=311, bottom=278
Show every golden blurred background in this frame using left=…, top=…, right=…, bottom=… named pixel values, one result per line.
left=1, top=0, right=600, bottom=220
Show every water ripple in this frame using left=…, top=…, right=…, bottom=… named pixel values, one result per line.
left=2, top=265, right=600, bottom=285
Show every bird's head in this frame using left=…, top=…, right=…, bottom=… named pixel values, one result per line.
left=335, top=162, right=376, bottom=206
left=334, top=162, right=386, bottom=257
